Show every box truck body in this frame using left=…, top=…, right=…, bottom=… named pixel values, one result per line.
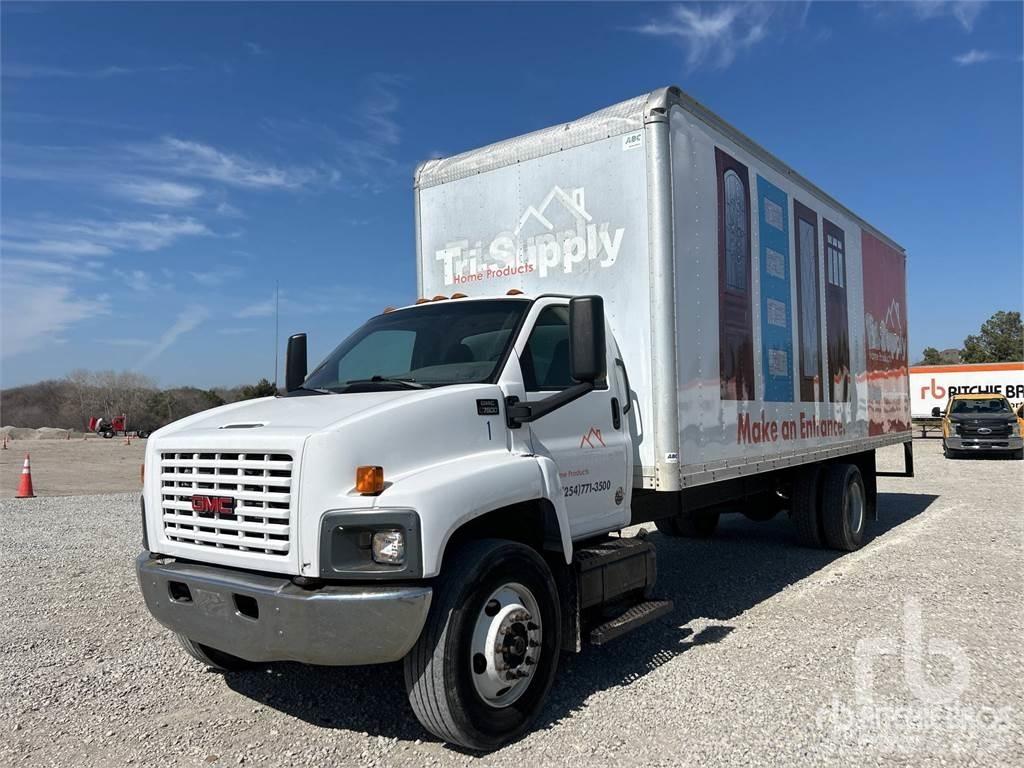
left=417, top=86, right=913, bottom=491
left=138, top=86, right=914, bottom=750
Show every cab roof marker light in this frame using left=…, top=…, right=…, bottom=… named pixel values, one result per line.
left=415, top=298, right=430, bottom=305
left=451, top=292, right=468, bottom=299
left=506, top=289, right=524, bottom=296
left=432, top=295, right=447, bottom=301
left=382, top=306, right=396, bottom=313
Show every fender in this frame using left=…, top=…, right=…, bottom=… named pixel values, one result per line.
left=375, top=451, right=572, bottom=577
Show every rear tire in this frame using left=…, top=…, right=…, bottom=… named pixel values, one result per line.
left=176, top=634, right=253, bottom=672
left=1011, top=448, right=1023, bottom=460
left=102, top=430, right=114, bottom=439
left=654, top=509, right=719, bottom=538
left=820, top=464, right=867, bottom=552
left=403, top=539, right=561, bottom=751
left=790, top=465, right=823, bottom=548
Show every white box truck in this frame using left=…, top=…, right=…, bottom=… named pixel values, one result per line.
left=137, top=86, right=913, bottom=750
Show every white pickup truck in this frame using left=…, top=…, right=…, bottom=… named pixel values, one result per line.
left=137, top=86, right=914, bottom=750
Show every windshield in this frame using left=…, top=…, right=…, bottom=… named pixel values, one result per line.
left=303, top=299, right=529, bottom=392
left=950, top=398, right=1012, bottom=415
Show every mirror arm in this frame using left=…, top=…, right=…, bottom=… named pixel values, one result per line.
left=506, top=382, right=595, bottom=428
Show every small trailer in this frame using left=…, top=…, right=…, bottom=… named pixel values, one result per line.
left=88, top=415, right=151, bottom=439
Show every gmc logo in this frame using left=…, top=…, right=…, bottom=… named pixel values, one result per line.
left=191, top=495, right=236, bottom=514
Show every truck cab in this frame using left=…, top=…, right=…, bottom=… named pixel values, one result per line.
left=139, top=292, right=653, bottom=751
left=934, top=393, right=1023, bottom=459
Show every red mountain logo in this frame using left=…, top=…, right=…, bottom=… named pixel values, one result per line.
left=580, top=427, right=606, bottom=448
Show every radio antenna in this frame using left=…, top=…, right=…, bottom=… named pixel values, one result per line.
left=273, top=280, right=280, bottom=391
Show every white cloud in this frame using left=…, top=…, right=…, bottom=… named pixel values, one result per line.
left=218, top=327, right=257, bottom=336
left=108, top=179, right=204, bottom=207
left=0, top=280, right=110, bottom=358
left=633, top=3, right=775, bottom=70
left=234, top=293, right=277, bottom=319
left=138, top=137, right=322, bottom=190
left=953, top=49, right=994, bottom=65
left=98, top=337, right=151, bottom=348
left=190, top=266, right=241, bottom=287
left=1, top=258, right=96, bottom=278
left=4, top=215, right=212, bottom=257
left=909, top=1, right=987, bottom=31
left=1, top=238, right=113, bottom=257
left=245, top=41, right=268, bottom=56
left=2, top=63, right=190, bottom=80
left=138, top=306, right=211, bottom=367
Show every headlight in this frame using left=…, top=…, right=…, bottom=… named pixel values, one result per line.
left=371, top=530, right=406, bottom=565
left=1012, top=422, right=1021, bottom=437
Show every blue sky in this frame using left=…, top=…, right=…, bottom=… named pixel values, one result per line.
left=2, top=1, right=1021, bottom=389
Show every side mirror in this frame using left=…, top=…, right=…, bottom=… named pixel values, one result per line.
left=569, top=296, right=606, bottom=383
left=286, top=333, right=308, bottom=393
left=931, top=406, right=941, bottom=418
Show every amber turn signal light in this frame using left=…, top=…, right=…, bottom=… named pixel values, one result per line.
left=355, top=465, right=385, bottom=495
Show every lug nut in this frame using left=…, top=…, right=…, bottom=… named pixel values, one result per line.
left=528, top=640, right=539, bottom=648
left=527, top=622, right=539, bottom=631
left=524, top=657, right=535, bottom=665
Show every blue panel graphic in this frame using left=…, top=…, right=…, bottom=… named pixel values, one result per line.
left=756, top=176, right=794, bottom=401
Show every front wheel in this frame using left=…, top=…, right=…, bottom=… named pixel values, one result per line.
left=404, top=539, right=561, bottom=751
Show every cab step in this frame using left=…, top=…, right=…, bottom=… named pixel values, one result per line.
left=589, top=599, right=673, bottom=646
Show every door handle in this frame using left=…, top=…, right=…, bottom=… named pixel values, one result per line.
left=615, top=358, right=632, bottom=414
left=611, top=398, right=621, bottom=430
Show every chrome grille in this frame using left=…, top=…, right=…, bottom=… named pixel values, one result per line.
left=160, top=451, right=293, bottom=556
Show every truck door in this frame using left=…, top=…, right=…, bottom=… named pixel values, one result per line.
left=516, top=300, right=632, bottom=539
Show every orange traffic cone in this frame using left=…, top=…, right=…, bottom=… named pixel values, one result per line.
left=16, top=453, right=35, bottom=498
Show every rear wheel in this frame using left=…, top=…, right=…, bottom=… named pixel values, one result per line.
left=102, top=430, right=114, bottom=439
left=404, top=539, right=561, bottom=751
left=790, top=465, right=823, bottom=548
left=820, top=463, right=867, bottom=552
left=176, top=634, right=253, bottom=672
left=654, top=509, right=719, bottom=538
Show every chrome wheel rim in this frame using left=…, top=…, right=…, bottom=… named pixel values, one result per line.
left=470, top=582, right=542, bottom=709
left=847, top=480, right=865, bottom=535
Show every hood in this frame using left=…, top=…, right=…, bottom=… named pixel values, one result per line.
left=152, top=390, right=428, bottom=440
left=948, top=412, right=1015, bottom=423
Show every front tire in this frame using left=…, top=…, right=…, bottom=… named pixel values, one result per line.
left=403, top=539, right=561, bottom=751
left=820, top=463, right=867, bottom=552
left=943, top=443, right=959, bottom=459
left=176, top=634, right=253, bottom=672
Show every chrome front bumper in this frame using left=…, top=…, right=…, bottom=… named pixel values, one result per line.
left=945, top=436, right=1023, bottom=452
left=136, top=553, right=432, bottom=666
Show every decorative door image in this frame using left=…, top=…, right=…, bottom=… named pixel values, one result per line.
left=823, top=218, right=850, bottom=401
left=756, top=175, right=794, bottom=402
left=715, top=147, right=754, bottom=401
left=793, top=200, right=824, bottom=402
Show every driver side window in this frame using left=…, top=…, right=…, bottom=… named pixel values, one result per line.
left=522, top=307, right=573, bottom=391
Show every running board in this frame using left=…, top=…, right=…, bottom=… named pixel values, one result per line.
left=589, top=599, right=673, bottom=646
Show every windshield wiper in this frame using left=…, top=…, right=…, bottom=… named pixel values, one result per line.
left=341, top=375, right=427, bottom=390
left=285, top=385, right=334, bottom=396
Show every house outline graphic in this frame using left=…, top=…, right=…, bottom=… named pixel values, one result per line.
left=513, top=185, right=593, bottom=236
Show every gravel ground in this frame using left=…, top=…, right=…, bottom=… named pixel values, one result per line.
left=1, top=438, right=147, bottom=497
left=1, top=440, right=1021, bottom=767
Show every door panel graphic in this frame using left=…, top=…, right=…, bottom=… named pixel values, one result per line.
left=862, top=231, right=910, bottom=434
left=715, top=148, right=754, bottom=401
left=756, top=175, right=794, bottom=401
left=794, top=200, right=823, bottom=402
left=823, top=218, right=850, bottom=401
